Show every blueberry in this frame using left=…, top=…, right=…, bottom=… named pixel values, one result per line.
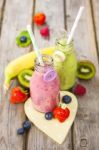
left=45, top=112, right=53, bottom=120
left=20, top=36, right=27, bottom=43
left=62, top=95, right=72, bottom=104
left=23, top=121, right=31, bottom=130
left=17, top=128, right=25, bottom=135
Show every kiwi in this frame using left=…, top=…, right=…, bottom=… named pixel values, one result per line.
left=16, top=31, right=31, bottom=47
left=18, top=69, right=33, bottom=88
left=77, top=60, right=96, bottom=80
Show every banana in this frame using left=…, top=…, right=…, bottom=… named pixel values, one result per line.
left=4, top=47, right=55, bottom=89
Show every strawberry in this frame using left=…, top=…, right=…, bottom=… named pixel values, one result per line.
left=33, top=13, right=46, bottom=25
left=40, top=26, right=49, bottom=37
left=53, top=107, right=70, bottom=123
left=73, top=84, right=86, bottom=96
left=10, top=87, right=28, bottom=104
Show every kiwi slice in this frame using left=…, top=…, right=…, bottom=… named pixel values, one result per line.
left=16, top=31, right=31, bottom=47
left=18, top=69, right=33, bottom=88
left=77, top=60, right=96, bottom=80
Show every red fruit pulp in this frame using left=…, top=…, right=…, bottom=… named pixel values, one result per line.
left=53, top=107, right=70, bottom=123
left=73, top=84, right=86, bottom=96
left=10, top=87, right=28, bottom=104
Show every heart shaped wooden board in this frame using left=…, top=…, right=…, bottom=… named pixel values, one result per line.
left=24, top=91, right=78, bottom=144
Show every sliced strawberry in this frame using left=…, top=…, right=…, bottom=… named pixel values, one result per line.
left=10, top=86, right=28, bottom=104
left=53, top=107, right=70, bottom=123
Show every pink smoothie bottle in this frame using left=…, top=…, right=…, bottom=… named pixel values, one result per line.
left=30, top=55, right=60, bottom=113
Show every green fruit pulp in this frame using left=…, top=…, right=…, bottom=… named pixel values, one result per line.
left=18, top=69, right=33, bottom=88
left=77, top=61, right=96, bottom=80
left=54, top=38, right=77, bottom=90
left=16, top=31, right=31, bottom=47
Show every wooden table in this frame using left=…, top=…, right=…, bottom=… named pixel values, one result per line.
left=0, top=0, right=99, bottom=149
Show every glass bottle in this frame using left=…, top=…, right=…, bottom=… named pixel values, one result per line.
left=53, top=33, right=77, bottom=90
left=30, top=55, right=60, bottom=112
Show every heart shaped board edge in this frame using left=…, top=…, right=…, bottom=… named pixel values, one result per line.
left=24, top=91, right=78, bottom=144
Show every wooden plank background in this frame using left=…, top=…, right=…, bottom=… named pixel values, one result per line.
left=27, top=1, right=72, bottom=150
left=0, top=0, right=99, bottom=150
left=92, top=0, right=99, bottom=55
left=66, top=1, right=99, bottom=150
left=0, top=0, right=33, bottom=150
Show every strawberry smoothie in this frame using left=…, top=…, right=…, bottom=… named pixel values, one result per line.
left=30, top=55, right=60, bottom=112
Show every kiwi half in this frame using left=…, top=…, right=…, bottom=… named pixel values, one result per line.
left=16, top=31, right=31, bottom=47
left=18, top=69, right=33, bottom=88
left=77, top=60, right=96, bottom=80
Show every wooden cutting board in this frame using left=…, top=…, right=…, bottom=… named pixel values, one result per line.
left=24, top=91, right=78, bottom=144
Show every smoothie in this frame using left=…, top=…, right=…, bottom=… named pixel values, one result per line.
left=30, top=55, right=60, bottom=113
left=53, top=37, right=77, bottom=90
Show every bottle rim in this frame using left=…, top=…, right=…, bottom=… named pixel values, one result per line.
left=35, top=54, right=53, bottom=71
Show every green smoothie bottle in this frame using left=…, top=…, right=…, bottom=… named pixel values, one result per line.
left=53, top=35, right=77, bottom=90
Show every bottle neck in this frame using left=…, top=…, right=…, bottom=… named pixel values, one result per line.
left=35, top=55, right=53, bottom=73
left=56, top=38, right=74, bottom=54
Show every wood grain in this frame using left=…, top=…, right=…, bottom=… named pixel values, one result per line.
left=0, top=0, right=5, bottom=27
left=0, top=0, right=34, bottom=149
left=0, top=0, right=99, bottom=149
left=66, top=0, right=99, bottom=150
left=34, top=0, right=65, bottom=49
left=27, top=0, right=72, bottom=150
left=91, top=0, right=99, bottom=55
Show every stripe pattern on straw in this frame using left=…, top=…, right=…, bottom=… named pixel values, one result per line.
left=27, top=25, right=44, bottom=65
left=67, top=6, right=84, bottom=44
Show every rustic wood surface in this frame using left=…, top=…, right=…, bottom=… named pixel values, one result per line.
left=66, top=1, right=99, bottom=150
left=0, top=0, right=33, bottom=150
left=0, top=0, right=99, bottom=150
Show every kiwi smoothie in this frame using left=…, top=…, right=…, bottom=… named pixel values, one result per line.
left=53, top=37, right=77, bottom=90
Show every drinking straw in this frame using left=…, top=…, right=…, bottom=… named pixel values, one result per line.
left=67, top=6, right=84, bottom=44
left=27, top=25, right=44, bottom=65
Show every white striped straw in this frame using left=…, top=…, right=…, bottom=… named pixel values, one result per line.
left=67, top=6, right=84, bottom=44
left=27, top=25, right=44, bottom=65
